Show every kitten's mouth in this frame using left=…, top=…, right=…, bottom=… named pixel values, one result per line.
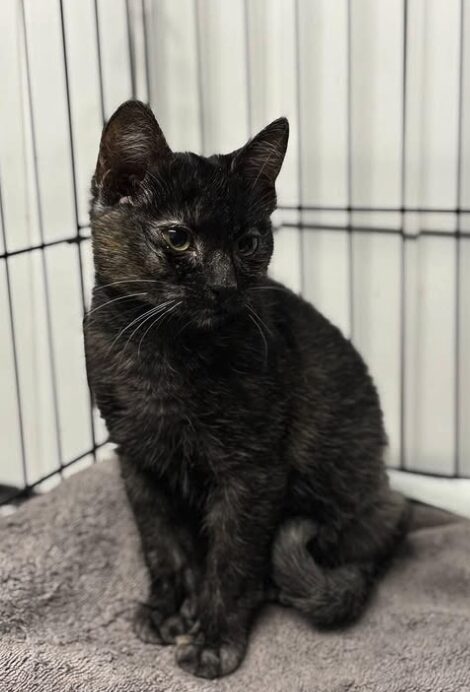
left=205, top=291, right=243, bottom=314
left=194, top=299, right=242, bottom=329
left=201, top=304, right=235, bottom=320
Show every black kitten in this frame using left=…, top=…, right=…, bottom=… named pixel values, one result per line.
left=84, top=101, right=408, bottom=679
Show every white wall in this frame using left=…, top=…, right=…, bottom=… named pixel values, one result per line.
left=0, top=1, right=469, bottom=499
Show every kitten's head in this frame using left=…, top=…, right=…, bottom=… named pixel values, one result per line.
left=90, top=100, right=288, bottom=329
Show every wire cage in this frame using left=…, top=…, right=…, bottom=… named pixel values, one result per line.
left=0, top=0, right=469, bottom=507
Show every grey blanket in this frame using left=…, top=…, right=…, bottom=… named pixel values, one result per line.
left=1, top=458, right=469, bottom=692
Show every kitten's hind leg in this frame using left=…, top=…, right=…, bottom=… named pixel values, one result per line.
left=272, top=491, right=409, bottom=628
left=121, top=458, right=201, bottom=645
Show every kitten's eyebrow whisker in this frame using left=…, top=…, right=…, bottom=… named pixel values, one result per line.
left=86, top=292, right=148, bottom=320
left=145, top=170, right=172, bottom=199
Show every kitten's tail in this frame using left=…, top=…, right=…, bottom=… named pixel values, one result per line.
left=271, top=518, right=377, bottom=628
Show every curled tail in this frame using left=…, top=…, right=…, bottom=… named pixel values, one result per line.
left=272, top=518, right=376, bottom=628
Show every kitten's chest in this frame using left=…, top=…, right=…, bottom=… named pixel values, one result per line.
left=115, top=361, right=210, bottom=502
left=125, top=356, right=237, bottom=462
left=106, top=337, right=282, bottom=485
left=137, top=361, right=195, bottom=435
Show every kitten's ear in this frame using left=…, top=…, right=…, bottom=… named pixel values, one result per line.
left=231, top=117, right=289, bottom=190
left=93, top=100, right=171, bottom=206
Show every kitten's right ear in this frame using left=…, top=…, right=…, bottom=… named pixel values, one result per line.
left=92, top=100, right=171, bottom=207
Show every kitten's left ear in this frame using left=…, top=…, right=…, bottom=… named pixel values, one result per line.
left=231, top=117, right=289, bottom=191
left=93, top=100, right=171, bottom=207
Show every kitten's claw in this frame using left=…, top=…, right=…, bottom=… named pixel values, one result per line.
left=175, top=635, right=244, bottom=679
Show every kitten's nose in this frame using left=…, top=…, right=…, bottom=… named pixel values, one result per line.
left=206, top=252, right=237, bottom=298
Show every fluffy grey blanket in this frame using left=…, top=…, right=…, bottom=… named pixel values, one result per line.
left=0, top=458, right=469, bottom=692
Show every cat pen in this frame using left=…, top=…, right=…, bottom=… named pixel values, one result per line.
left=1, top=0, right=468, bottom=508
left=0, top=2, right=469, bottom=690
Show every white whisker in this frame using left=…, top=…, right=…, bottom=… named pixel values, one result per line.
left=93, top=278, right=159, bottom=292
left=86, top=292, right=148, bottom=319
left=109, top=301, right=172, bottom=352
left=249, top=285, right=290, bottom=295
left=248, top=313, right=268, bottom=365
left=247, top=303, right=273, bottom=337
left=125, top=300, right=176, bottom=349
left=137, top=301, right=182, bottom=357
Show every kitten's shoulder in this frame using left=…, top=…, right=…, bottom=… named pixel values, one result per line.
left=263, top=278, right=326, bottom=325
left=265, top=278, right=354, bottom=355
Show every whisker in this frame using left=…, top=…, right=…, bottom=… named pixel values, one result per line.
left=109, top=300, right=173, bottom=352
left=86, top=292, right=148, bottom=319
left=137, top=313, right=164, bottom=357
left=246, top=303, right=273, bottom=337
left=249, top=285, right=290, bottom=294
left=156, top=301, right=183, bottom=338
left=137, top=301, right=182, bottom=357
left=248, top=313, right=268, bottom=365
left=174, top=316, right=194, bottom=339
left=93, top=278, right=159, bottom=292
left=125, top=300, right=176, bottom=350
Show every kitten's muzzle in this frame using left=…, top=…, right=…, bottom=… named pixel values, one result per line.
left=208, top=285, right=237, bottom=301
left=204, top=285, right=243, bottom=316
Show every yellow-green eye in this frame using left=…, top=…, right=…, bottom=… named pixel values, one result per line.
left=163, top=227, right=191, bottom=252
left=237, top=233, right=259, bottom=257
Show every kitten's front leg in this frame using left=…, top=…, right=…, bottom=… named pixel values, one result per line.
left=121, top=457, right=201, bottom=645
left=176, top=474, right=281, bottom=679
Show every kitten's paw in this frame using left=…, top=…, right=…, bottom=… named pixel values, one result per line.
left=160, top=595, right=198, bottom=644
left=175, top=634, right=244, bottom=679
left=159, top=614, right=190, bottom=644
left=133, top=603, right=164, bottom=645
left=133, top=597, right=198, bottom=646
left=179, top=596, right=198, bottom=624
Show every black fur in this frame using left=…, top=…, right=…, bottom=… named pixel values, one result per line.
left=84, top=101, right=408, bottom=679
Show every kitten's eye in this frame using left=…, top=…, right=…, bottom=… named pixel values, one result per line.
left=236, top=233, right=259, bottom=257
left=163, top=227, right=191, bottom=252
